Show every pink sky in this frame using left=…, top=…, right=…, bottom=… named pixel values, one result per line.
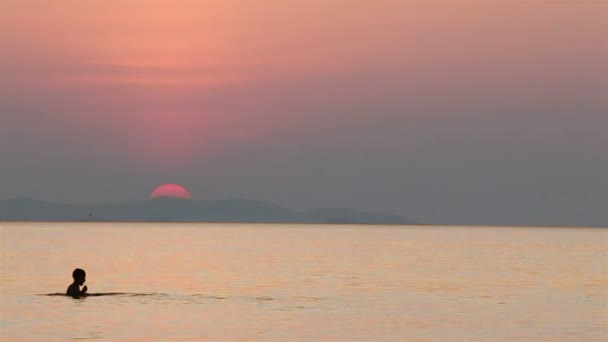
left=1, top=0, right=606, bottom=225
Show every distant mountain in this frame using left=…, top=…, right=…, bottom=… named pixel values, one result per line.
left=0, top=197, right=416, bottom=224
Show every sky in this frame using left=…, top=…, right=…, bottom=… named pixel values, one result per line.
left=1, top=0, right=607, bottom=226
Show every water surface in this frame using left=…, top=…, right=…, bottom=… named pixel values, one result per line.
left=1, top=222, right=606, bottom=340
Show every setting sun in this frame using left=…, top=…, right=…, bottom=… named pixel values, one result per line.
left=148, top=183, right=192, bottom=199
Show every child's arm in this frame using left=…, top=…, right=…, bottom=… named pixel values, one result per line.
left=81, top=285, right=88, bottom=296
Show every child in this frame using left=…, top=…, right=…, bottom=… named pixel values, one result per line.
left=66, top=268, right=88, bottom=298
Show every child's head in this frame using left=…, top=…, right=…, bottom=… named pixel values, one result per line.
left=72, top=268, right=86, bottom=285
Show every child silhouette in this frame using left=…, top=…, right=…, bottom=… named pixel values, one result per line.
left=66, top=268, right=88, bottom=298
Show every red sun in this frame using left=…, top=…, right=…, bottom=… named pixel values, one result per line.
left=149, top=183, right=193, bottom=199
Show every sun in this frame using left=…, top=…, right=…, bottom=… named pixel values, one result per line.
left=149, top=183, right=193, bottom=199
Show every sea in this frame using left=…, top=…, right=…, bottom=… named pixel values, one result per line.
left=1, top=222, right=606, bottom=341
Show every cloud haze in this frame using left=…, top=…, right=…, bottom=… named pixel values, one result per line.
left=2, top=0, right=607, bottom=226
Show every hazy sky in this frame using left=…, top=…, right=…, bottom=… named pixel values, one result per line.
left=1, top=0, right=607, bottom=226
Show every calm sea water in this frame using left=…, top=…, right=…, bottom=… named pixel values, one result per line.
left=1, top=222, right=606, bottom=341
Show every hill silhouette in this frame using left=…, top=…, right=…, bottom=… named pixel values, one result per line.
left=0, top=197, right=414, bottom=224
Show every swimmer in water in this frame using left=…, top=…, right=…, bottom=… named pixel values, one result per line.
left=66, top=268, right=88, bottom=298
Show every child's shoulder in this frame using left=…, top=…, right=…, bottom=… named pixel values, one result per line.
left=66, top=282, right=79, bottom=295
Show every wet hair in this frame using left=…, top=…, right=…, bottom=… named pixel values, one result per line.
left=72, top=268, right=86, bottom=279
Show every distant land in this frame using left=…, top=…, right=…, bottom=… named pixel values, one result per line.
left=0, top=197, right=416, bottom=225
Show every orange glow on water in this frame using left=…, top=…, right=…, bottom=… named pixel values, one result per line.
left=1, top=223, right=606, bottom=340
